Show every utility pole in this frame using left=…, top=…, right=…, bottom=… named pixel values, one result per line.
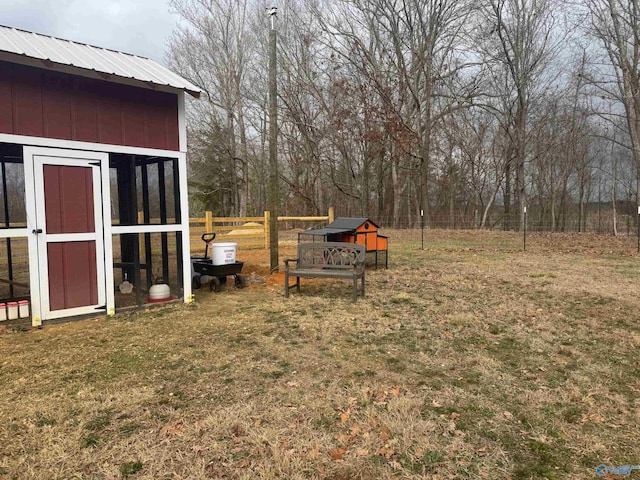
left=268, top=6, right=279, bottom=272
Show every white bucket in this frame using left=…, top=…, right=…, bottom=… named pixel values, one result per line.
left=211, top=243, right=237, bottom=265
left=7, top=302, right=18, bottom=320
left=18, top=300, right=29, bottom=318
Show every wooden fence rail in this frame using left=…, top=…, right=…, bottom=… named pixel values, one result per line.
left=189, top=207, right=335, bottom=251
left=0, top=209, right=335, bottom=254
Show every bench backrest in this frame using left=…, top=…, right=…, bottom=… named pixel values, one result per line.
left=298, top=242, right=365, bottom=270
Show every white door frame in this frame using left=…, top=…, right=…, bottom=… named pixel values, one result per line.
left=24, top=147, right=113, bottom=325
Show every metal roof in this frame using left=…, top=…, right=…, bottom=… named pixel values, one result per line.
left=327, top=217, right=379, bottom=230
left=0, top=24, right=201, bottom=97
left=300, top=218, right=381, bottom=238
left=299, top=227, right=354, bottom=238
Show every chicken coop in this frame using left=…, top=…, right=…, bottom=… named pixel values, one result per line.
left=0, top=25, right=200, bottom=326
left=299, top=217, right=388, bottom=268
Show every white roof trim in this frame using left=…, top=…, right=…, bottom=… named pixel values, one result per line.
left=0, top=24, right=201, bottom=98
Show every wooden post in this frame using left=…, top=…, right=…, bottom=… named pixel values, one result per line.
left=264, top=211, right=271, bottom=249
left=268, top=9, right=279, bottom=272
left=137, top=211, right=144, bottom=224
left=205, top=211, right=213, bottom=233
left=328, top=207, right=335, bottom=224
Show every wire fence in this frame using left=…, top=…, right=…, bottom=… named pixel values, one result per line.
left=373, top=209, right=639, bottom=236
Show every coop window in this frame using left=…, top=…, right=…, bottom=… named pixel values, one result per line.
left=112, top=232, right=183, bottom=308
left=110, top=154, right=181, bottom=226
left=0, top=143, right=29, bottom=302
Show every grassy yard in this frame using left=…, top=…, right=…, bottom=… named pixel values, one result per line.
left=1, top=229, right=640, bottom=479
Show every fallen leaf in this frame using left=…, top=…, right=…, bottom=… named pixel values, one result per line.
left=379, top=428, right=390, bottom=441
left=158, top=419, right=184, bottom=438
left=449, top=412, right=460, bottom=420
left=340, top=412, right=350, bottom=423
left=307, top=446, right=321, bottom=460
left=503, top=411, right=513, bottom=419
left=581, top=413, right=604, bottom=423
left=355, top=448, right=369, bottom=457
left=231, top=424, right=246, bottom=437
left=329, top=447, right=347, bottom=461
left=376, top=448, right=395, bottom=459
left=443, top=331, right=453, bottom=338
left=389, top=385, right=401, bottom=396
left=432, top=400, right=443, bottom=408
left=374, top=390, right=389, bottom=403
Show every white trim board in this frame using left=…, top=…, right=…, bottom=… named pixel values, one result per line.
left=111, top=225, right=184, bottom=235
left=0, top=133, right=186, bottom=156
left=0, top=229, right=28, bottom=239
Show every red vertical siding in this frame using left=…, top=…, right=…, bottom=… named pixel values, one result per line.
left=121, top=86, right=146, bottom=147
left=12, top=67, right=44, bottom=137
left=43, top=74, right=73, bottom=139
left=0, top=62, right=180, bottom=151
left=43, top=165, right=95, bottom=234
left=47, top=242, right=98, bottom=310
left=72, top=79, right=99, bottom=143
left=96, top=94, right=123, bottom=145
left=0, top=68, right=13, bottom=133
left=144, top=91, right=169, bottom=148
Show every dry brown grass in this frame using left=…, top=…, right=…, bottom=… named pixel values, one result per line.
left=2, top=229, right=640, bottom=479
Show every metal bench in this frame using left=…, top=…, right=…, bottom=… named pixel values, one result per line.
left=284, top=242, right=366, bottom=302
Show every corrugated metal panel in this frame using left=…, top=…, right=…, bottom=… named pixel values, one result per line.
left=0, top=25, right=201, bottom=97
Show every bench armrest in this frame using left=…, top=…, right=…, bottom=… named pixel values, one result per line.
left=284, top=258, right=299, bottom=271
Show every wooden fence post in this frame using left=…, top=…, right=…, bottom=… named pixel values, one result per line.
left=205, top=211, right=213, bottom=233
left=328, top=207, right=335, bottom=223
left=264, top=211, right=271, bottom=249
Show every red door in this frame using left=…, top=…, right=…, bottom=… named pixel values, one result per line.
left=33, top=155, right=105, bottom=320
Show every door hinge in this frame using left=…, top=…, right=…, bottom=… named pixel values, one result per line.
left=95, top=305, right=107, bottom=310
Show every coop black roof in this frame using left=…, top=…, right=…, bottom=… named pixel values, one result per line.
left=327, top=217, right=379, bottom=230
left=300, top=217, right=380, bottom=238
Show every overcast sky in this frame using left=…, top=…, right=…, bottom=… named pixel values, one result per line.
left=0, top=0, right=180, bottom=64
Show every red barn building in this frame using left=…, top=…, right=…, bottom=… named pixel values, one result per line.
left=0, top=25, right=200, bottom=326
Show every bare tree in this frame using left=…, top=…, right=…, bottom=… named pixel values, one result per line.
left=168, top=0, right=254, bottom=216
left=478, top=0, right=564, bottom=230
left=587, top=0, right=640, bottom=206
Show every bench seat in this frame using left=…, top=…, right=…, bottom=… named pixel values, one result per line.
left=284, top=242, right=365, bottom=302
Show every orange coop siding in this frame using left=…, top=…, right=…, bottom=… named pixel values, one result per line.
left=355, top=222, right=378, bottom=233
left=377, top=235, right=388, bottom=251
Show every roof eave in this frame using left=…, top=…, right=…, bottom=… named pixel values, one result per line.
left=0, top=50, right=201, bottom=98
